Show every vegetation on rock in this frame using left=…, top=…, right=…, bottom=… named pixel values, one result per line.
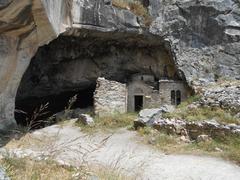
left=112, top=0, right=152, bottom=26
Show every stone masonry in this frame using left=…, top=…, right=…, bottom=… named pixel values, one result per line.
left=94, top=77, right=127, bottom=117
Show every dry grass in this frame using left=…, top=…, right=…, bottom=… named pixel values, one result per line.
left=164, top=106, right=240, bottom=125
left=163, top=95, right=240, bottom=125
left=76, top=113, right=137, bottom=133
left=1, top=157, right=133, bottom=180
left=2, top=157, right=78, bottom=180
left=138, top=127, right=240, bottom=165
left=92, top=166, right=135, bottom=180
left=112, top=0, right=152, bottom=26
left=112, top=0, right=130, bottom=9
left=138, top=127, right=186, bottom=153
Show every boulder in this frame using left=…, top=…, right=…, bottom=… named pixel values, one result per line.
left=134, top=106, right=175, bottom=128
left=136, top=108, right=162, bottom=127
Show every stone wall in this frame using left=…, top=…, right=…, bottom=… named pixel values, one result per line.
left=94, top=77, right=127, bottom=117
left=127, top=80, right=161, bottom=111
left=159, top=80, right=190, bottom=105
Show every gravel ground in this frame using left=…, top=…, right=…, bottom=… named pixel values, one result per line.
left=3, top=121, right=240, bottom=180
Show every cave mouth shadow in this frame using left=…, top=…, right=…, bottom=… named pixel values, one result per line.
left=14, top=85, right=96, bottom=129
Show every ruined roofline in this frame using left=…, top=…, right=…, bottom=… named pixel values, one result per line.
left=159, top=79, right=184, bottom=83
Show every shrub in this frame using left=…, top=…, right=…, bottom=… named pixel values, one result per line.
left=112, top=0, right=152, bottom=26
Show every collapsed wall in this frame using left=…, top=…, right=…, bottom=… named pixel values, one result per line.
left=94, top=78, right=127, bottom=117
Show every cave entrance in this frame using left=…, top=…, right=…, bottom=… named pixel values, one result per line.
left=14, top=31, right=187, bottom=128
left=15, top=85, right=95, bottom=127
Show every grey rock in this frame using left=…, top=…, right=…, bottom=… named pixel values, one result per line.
left=153, top=118, right=187, bottom=135
left=77, top=114, right=94, bottom=126
left=134, top=106, right=176, bottom=128
left=160, top=105, right=176, bottom=114
left=199, top=82, right=240, bottom=112
left=135, top=108, right=163, bottom=128
left=144, top=116, right=240, bottom=140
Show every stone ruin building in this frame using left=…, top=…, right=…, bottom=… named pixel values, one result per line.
left=127, top=74, right=190, bottom=112
left=94, top=73, right=191, bottom=116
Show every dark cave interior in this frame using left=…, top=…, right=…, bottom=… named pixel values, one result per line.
left=15, top=86, right=96, bottom=126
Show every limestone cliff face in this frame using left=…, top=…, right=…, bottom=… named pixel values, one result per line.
left=0, top=0, right=57, bottom=131
left=0, top=0, right=239, bottom=132
left=149, top=0, right=240, bottom=86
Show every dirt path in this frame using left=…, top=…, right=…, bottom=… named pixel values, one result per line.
left=4, top=121, right=240, bottom=180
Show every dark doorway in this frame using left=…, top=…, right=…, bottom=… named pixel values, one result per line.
left=134, top=95, right=143, bottom=112
left=176, top=90, right=181, bottom=105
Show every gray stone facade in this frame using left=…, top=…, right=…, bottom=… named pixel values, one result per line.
left=159, top=80, right=190, bottom=106
left=94, top=77, right=127, bottom=117
left=128, top=75, right=190, bottom=112
left=127, top=75, right=160, bottom=112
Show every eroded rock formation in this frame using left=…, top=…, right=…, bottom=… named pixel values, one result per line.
left=0, top=0, right=239, bottom=132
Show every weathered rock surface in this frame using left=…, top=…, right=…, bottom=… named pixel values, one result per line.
left=149, top=0, right=240, bottom=86
left=199, top=81, right=240, bottom=112
left=77, top=114, right=94, bottom=126
left=186, top=120, right=240, bottom=139
left=0, top=0, right=56, bottom=132
left=153, top=118, right=187, bottom=136
left=135, top=109, right=240, bottom=140
left=0, top=0, right=240, bottom=132
left=16, top=35, right=171, bottom=101
left=134, top=105, right=175, bottom=128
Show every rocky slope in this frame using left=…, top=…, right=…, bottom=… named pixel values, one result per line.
left=0, top=0, right=239, bottom=132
